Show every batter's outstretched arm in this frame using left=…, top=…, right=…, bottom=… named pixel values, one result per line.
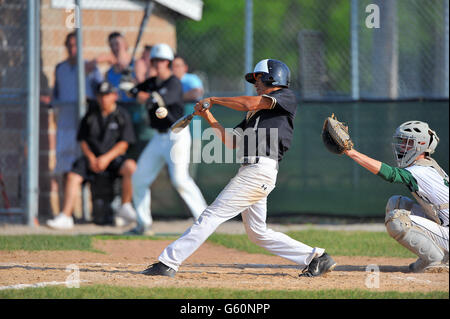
left=206, top=96, right=273, bottom=112
left=344, top=149, right=382, bottom=175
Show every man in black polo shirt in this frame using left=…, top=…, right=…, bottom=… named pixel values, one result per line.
left=142, top=59, right=336, bottom=278
left=47, top=81, right=137, bottom=230
left=125, top=43, right=207, bottom=235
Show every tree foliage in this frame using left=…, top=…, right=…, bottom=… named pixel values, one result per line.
left=176, top=0, right=351, bottom=94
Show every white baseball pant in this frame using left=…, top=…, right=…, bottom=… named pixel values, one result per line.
left=132, top=127, right=207, bottom=228
left=158, top=157, right=325, bottom=271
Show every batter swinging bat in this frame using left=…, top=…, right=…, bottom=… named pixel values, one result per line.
left=120, top=1, right=155, bottom=90
left=171, top=102, right=210, bottom=133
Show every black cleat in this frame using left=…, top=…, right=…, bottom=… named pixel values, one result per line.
left=299, top=253, right=337, bottom=277
left=142, top=262, right=176, bottom=277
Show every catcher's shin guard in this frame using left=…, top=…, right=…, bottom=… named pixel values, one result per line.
left=385, top=209, right=444, bottom=269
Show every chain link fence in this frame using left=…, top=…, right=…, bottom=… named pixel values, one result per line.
left=177, top=0, right=449, bottom=100
left=0, top=0, right=29, bottom=223
left=358, top=0, right=449, bottom=100
left=0, top=0, right=448, bottom=224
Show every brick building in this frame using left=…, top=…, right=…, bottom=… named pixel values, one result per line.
left=0, top=0, right=203, bottom=223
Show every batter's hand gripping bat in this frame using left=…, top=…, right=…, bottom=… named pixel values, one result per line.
left=171, top=102, right=210, bottom=133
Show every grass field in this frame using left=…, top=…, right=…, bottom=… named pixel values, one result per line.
left=0, top=230, right=415, bottom=257
left=1, top=285, right=447, bottom=299
left=0, top=230, right=447, bottom=300
left=209, top=230, right=417, bottom=258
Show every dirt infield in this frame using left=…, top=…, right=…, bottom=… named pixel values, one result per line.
left=0, top=239, right=448, bottom=292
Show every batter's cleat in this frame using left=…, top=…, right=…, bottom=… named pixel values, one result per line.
left=142, top=262, right=176, bottom=277
left=46, top=213, right=74, bottom=230
left=299, top=253, right=337, bottom=277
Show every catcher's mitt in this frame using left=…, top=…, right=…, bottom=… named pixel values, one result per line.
left=321, top=113, right=354, bottom=154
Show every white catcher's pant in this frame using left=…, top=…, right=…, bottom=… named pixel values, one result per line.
left=159, top=158, right=325, bottom=271
left=386, top=195, right=449, bottom=252
left=132, top=128, right=207, bottom=228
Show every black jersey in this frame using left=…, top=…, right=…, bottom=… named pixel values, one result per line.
left=131, top=75, right=184, bottom=132
left=233, top=88, right=297, bottom=162
left=77, top=105, right=136, bottom=156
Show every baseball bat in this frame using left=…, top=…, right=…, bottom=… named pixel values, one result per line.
left=171, top=102, right=210, bottom=133
left=120, top=0, right=154, bottom=87
left=130, top=1, right=154, bottom=69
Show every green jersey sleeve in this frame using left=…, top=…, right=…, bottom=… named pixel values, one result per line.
left=377, top=163, right=419, bottom=192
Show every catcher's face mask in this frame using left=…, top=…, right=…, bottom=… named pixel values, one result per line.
left=392, top=121, right=438, bottom=168
left=392, top=135, right=424, bottom=168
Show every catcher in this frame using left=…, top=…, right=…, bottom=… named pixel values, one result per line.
left=322, top=116, right=449, bottom=272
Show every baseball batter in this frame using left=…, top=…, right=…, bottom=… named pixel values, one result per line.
left=124, top=43, right=207, bottom=235
left=342, top=121, right=449, bottom=272
left=141, top=59, right=337, bottom=277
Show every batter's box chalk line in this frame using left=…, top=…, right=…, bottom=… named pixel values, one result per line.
left=185, top=263, right=300, bottom=269
left=389, top=275, right=434, bottom=285
left=0, top=280, right=91, bottom=291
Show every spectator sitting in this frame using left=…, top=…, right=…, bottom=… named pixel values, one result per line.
left=47, top=81, right=137, bottom=230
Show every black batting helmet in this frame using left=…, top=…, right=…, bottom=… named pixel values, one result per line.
left=245, top=59, right=290, bottom=88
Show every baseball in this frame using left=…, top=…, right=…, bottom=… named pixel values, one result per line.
left=155, top=107, right=168, bottom=119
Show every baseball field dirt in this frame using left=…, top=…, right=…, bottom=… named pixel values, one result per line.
left=0, top=238, right=448, bottom=293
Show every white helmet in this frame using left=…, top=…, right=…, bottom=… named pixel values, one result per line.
left=150, top=43, right=174, bottom=61
left=392, top=121, right=439, bottom=168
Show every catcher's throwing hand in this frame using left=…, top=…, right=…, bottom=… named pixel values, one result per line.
left=321, top=113, right=354, bottom=154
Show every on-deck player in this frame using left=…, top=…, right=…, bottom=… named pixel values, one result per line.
left=344, top=121, right=449, bottom=272
left=123, top=43, right=208, bottom=235
left=141, top=59, right=337, bottom=277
